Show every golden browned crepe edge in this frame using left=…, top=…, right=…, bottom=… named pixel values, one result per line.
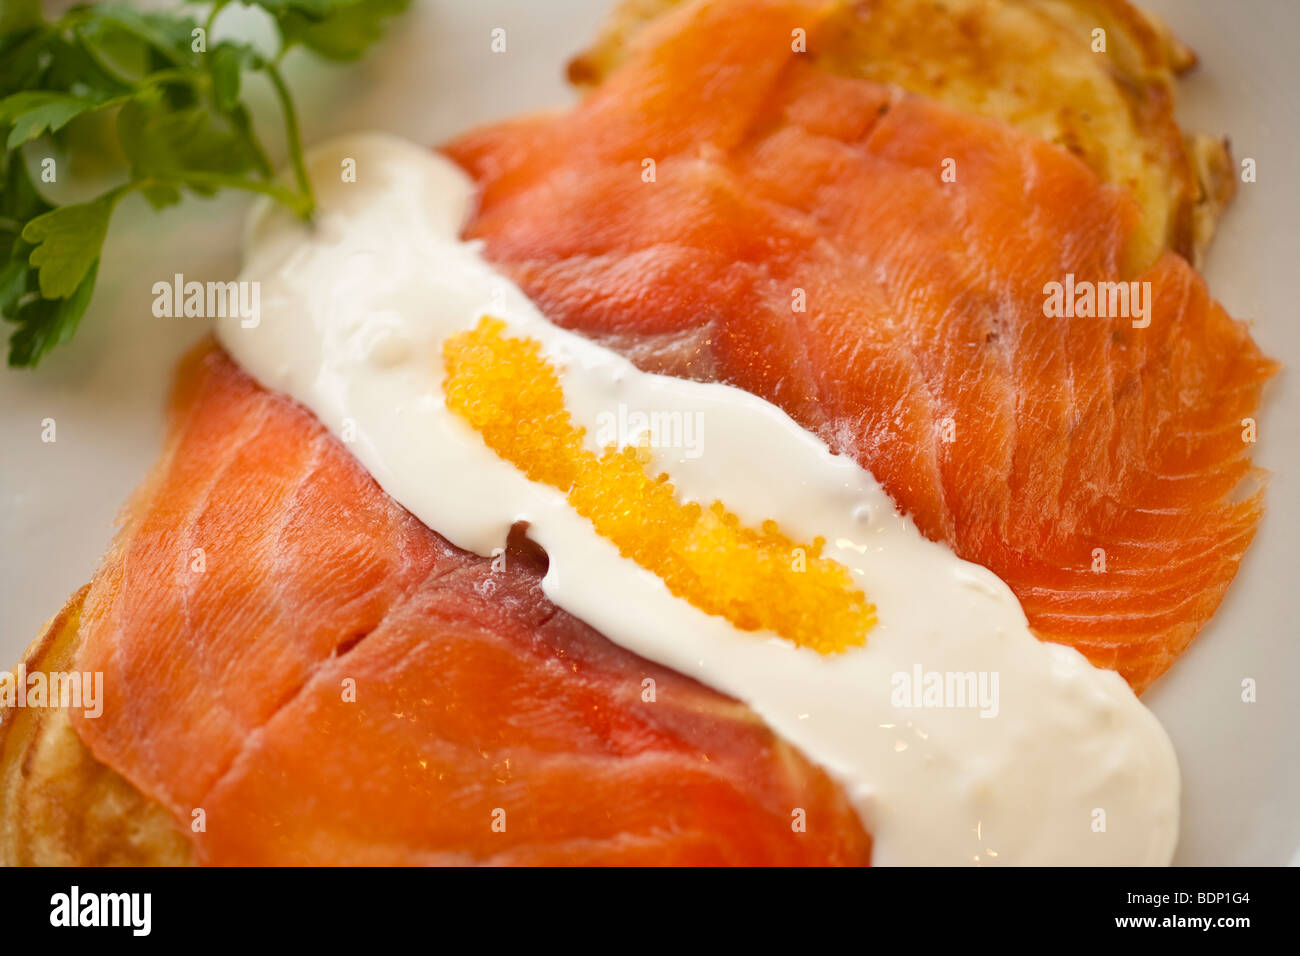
left=0, top=586, right=193, bottom=866
left=567, top=0, right=1235, bottom=268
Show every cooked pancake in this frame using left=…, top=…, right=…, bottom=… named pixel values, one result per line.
left=0, top=588, right=191, bottom=865
left=0, top=0, right=1253, bottom=865
left=568, top=0, right=1235, bottom=269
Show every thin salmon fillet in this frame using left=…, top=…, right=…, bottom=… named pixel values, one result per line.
left=445, top=0, right=1278, bottom=693
left=68, top=343, right=871, bottom=865
left=61, top=0, right=1272, bottom=865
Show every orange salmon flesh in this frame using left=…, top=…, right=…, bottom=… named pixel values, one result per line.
left=63, top=0, right=1275, bottom=863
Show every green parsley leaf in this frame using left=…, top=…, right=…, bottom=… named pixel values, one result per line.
left=0, top=90, right=125, bottom=149
left=117, top=95, right=257, bottom=182
left=5, top=259, right=97, bottom=367
left=1, top=0, right=408, bottom=366
left=210, top=42, right=253, bottom=111
left=277, top=0, right=410, bottom=61
left=0, top=150, right=51, bottom=260
left=22, top=192, right=120, bottom=299
left=0, top=0, right=41, bottom=43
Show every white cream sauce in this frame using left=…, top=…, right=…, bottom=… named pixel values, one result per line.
left=216, top=133, right=1180, bottom=865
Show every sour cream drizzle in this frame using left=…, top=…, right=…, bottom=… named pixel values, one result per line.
left=217, top=133, right=1179, bottom=865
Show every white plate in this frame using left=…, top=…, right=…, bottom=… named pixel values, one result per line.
left=0, top=0, right=1295, bottom=865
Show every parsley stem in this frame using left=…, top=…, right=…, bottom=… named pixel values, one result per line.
left=166, top=172, right=313, bottom=218
left=264, top=64, right=314, bottom=219
left=60, top=7, right=188, bottom=70
left=138, top=69, right=203, bottom=91
left=73, top=31, right=142, bottom=90
left=205, top=1, right=230, bottom=37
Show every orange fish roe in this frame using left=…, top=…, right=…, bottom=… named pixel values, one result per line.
left=441, top=317, right=876, bottom=655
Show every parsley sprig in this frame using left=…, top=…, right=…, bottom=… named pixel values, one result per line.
left=0, top=0, right=408, bottom=366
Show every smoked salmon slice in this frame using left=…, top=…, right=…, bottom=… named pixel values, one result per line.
left=68, top=343, right=871, bottom=865
left=446, top=0, right=1278, bottom=693
left=57, top=0, right=1272, bottom=865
